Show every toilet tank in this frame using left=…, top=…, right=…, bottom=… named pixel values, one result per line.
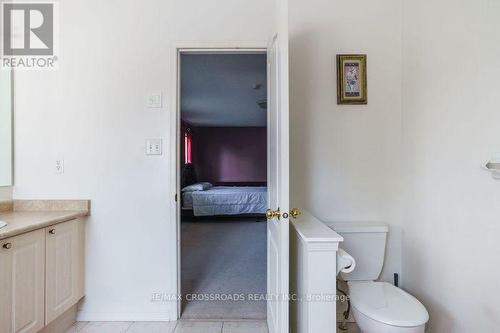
left=327, top=223, right=388, bottom=281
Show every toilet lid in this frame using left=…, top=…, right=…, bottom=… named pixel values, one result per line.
left=348, top=281, right=429, bottom=327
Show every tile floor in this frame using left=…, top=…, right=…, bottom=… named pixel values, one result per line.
left=65, top=320, right=359, bottom=333
left=65, top=320, right=267, bottom=333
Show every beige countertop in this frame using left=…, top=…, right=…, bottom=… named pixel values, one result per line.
left=0, top=200, right=90, bottom=240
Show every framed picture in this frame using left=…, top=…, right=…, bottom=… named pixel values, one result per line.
left=336, top=54, right=367, bottom=105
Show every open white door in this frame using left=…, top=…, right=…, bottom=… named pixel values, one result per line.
left=266, top=30, right=290, bottom=333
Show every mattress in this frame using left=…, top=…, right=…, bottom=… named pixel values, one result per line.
left=183, top=186, right=267, bottom=216
left=183, top=191, right=195, bottom=209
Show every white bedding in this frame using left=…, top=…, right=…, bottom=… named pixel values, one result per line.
left=183, top=186, right=267, bottom=216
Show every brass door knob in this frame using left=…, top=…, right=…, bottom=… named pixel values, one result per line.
left=2, top=243, right=12, bottom=249
left=290, top=208, right=302, bottom=219
left=49, top=229, right=56, bottom=235
left=266, top=209, right=281, bottom=220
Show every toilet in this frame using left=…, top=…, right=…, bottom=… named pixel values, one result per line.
left=331, top=223, right=429, bottom=333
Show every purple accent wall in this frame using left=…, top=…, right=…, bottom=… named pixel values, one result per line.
left=193, top=127, right=267, bottom=183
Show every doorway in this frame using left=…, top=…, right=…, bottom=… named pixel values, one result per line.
left=170, top=38, right=290, bottom=333
left=177, top=50, right=268, bottom=320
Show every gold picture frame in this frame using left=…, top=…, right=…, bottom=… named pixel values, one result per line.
left=337, top=54, right=367, bottom=105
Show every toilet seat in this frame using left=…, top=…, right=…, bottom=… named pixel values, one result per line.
left=348, top=281, right=429, bottom=327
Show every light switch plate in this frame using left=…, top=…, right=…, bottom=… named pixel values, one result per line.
left=147, top=93, right=162, bottom=108
left=146, top=139, right=162, bottom=155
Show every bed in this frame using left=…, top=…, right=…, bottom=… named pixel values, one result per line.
left=182, top=184, right=267, bottom=216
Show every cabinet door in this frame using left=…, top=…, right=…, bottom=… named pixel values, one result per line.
left=0, top=229, right=46, bottom=333
left=45, top=219, right=82, bottom=324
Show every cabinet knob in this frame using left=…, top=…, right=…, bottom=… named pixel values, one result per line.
left=2, top=243, right=12, bottom=249
left=49, top=229, right=56, bottom=235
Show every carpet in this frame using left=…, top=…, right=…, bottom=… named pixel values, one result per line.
left=181, top=217, right=267, bottom=320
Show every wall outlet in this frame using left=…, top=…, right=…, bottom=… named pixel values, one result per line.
left=147, top=93, right=162, bottom=108
left=55, top=159, right=64, bottom=174
left=145, top=139, right=162, bottom=155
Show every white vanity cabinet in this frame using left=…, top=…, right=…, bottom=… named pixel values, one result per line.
left=45, top=219, right=85, bottom=324
left=0, top=218, right=85, bottom=333
left=0, top=229, right=46, bottom=333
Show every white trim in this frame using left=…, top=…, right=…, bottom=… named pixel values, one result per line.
left=168, top=40, right=268, bottom=320
left=173, top=40, right=267, bottom=50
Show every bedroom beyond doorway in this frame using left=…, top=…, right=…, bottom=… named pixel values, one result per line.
left=179, top=52, right=268, bottom=320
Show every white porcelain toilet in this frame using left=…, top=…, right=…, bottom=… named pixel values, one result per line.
left=331, top=223, right=429, bottom=333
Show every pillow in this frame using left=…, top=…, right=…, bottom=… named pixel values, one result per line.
left=182, top=182, right=212, bottom=192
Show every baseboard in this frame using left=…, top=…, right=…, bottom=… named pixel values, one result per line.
left=76, top=311, right=176, bottom=322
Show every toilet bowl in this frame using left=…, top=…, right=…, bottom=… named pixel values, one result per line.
left=328, top=223, right=429, bottom=333
left=348, top=281, right=428, bottom=333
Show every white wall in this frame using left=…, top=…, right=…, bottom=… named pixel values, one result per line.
left=401, top=0, right=500, bottom=331
left=0, top=187, right=12, bottom=201
left=13, top=0, right=274, bottom=321
left=289, top=0, right=403, bottom=283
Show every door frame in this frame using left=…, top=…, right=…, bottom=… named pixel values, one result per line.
left=169, top=41, right=268, bottom=319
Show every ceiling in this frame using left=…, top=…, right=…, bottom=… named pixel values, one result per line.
left=180, top=53, right=267, bottom=127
